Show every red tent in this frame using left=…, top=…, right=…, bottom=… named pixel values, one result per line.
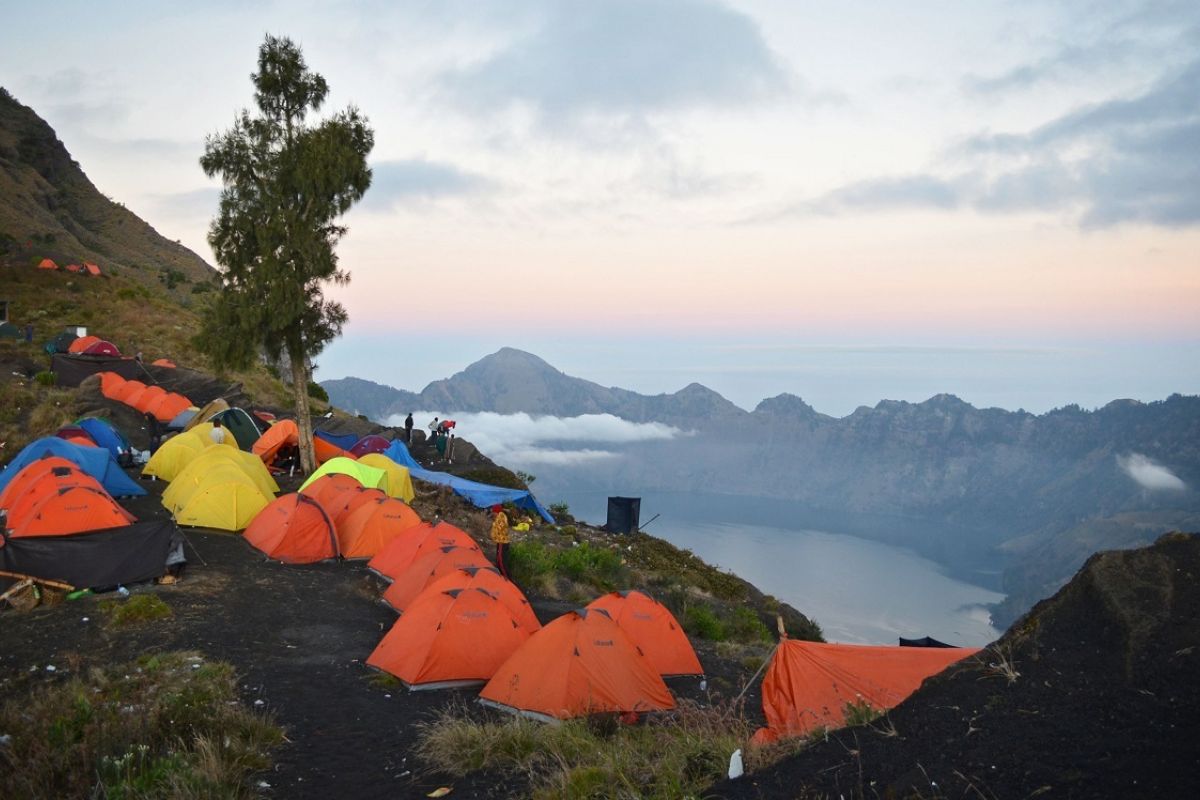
left=64, top=263, right=83, bottom=273
left=68, top=335, right=101, bottom=354
left=480, top=608, right=675, bottom=721
left=751, top=640, right=981, bottom=743
left=83, top=340, right=121, bottom=357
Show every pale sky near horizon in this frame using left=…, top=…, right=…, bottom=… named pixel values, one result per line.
left=2, top=0, right=1198, bottom=415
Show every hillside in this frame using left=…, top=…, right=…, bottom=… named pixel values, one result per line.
left=0, top=89, right=291, bottom=453
left=324, top=350, right=1200, bottom=627
left=713, top=532, right=1200, bottom=798
left=0, top=88, right=215, bottom=291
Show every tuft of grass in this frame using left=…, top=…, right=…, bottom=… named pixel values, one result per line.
left=508, top=540, right=628, bottom=595
left=100, top=594, right=173, bottom=628
left=842, top=698, right=884, bottom=727
left=415, top=699, right=782, bottom=800
left=0, top=650, right=283, bottom=799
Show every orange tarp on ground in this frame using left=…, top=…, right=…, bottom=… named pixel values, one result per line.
left=367, top=521, right=480, bottom=581
left=752, top=639, right=981, bottom=743
left=382, top=546, right=493, bottom=612
left=587, top=590, right=703, bottom=677
left=479, top=608, right=676, bottom=721
left=243, top=493, right=339, bottom=563
left=68, top=335, right=101, bottom=354
left=367, top=587, right=533, bottom=690
left=417, top=566, right=541, bottom=634
left=336, top=496, right=424, bottom=559
left=150, top=358, right=175, bottom=367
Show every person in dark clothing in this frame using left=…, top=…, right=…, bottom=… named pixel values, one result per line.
left=144, top=412, right=162, bottom=453
left=404, top=413, right=414, bottom=443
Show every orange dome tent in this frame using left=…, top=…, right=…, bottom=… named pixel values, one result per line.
left=367, top=587, right=533, bottom=690
left=299, top=473, right=364, bottom=508
left=143, top=392, right=192, bottom=423
left=0, top=457, right=88, bottom=510
left=83, top=262, right=102, bottom=276
left=415, top=566, right=541, bottom=634
left=367, top=521, right=481, bottom=582
left=382, top=545, right=493, bottom=612
left=65, top=263, right=82, bottom=273
left=751, top=639, right=982, bottom=743
left=132, top=385, right=167, bottom=414
left=37, top=258, right=59, bottom=270
left=253, top=419, right=348, bottom=466
left=112, top=380, right=148, bottom=404
left=325, top=487, right=386, bottom=529
left=586, top=590, right=703, bottom=677
left=68, top=335, right=101, bottom=354
left=336, top=496, right=424, bottom=559
left=3, top=471, right=135, bottom=538
left=243, top=493, right=339, bottom=563
left=479, top=608, right=676, bottom=721
left=98, top=371, right=127, bottom=399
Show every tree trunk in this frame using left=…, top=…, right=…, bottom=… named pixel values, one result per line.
left=289, top=346, right=317, bottom=474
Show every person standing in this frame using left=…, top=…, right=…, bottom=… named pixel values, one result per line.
left=210, top=418, right=227, bottom=445
left=404, top=412, right=414, bottom=443
left=490, top=505, right=511, bottom=578
left=427, top=416, right=439, bottom=442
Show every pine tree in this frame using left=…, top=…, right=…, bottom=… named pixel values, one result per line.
left=199, top=35, right=373, bottom=472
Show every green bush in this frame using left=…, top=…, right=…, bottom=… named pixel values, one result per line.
left=726, top=607, right=772, bottom=643
left=508, top=541, right=556, bottom=587
left=549, top=501, right=570, bottom=516
left=555, top=542, right=623, bottom=587
left=683, top=605, right=726, bottom=641
left=306, top=381, right=328, bottom=401
left=33, top=370, right=56, bottom=386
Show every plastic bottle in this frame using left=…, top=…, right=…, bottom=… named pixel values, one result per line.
left=66, top=588, right=93, bottom=601
left=117, top=586, right=130, bottom=597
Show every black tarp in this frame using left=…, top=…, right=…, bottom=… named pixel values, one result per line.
left=899, top=636, right=957, bottom=648
left=604, top=496, right=641, bottom=534
left=51, top=353, right=141, bottom=387
left=0, top=519, right=182, bottom=590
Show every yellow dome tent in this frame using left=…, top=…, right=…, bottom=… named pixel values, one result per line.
left=298, top=457, right=388, bottom=495
left=171, top=464, right=272, bottom=531
left=358, top=453, right=415, bottom=503
left=142, top=424, right=234, bottom=481
left=162, top=446, right=278, bottom=513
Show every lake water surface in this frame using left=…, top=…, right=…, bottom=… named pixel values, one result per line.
left=558, top=492, right=1003, bottom=647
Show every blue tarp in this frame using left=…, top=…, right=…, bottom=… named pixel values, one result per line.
left=0, top=437, right=146, bottom=497
left=315, top=429, right=358, bottom=451
left=76, top=418, right=130, bottom=459
left=380, top=440, right=553, bottom=522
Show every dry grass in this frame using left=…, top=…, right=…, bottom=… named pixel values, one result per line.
left=415, top=698, right=804, bottom=800
left=0, top=650, right=283, bottom=799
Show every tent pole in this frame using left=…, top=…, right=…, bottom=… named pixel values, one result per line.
left=735, top=642, right=778, bottom=702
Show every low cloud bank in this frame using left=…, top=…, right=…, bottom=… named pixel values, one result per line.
left=1118, top=453, right=1187, bottom=491
left=384, top=411, right=683, bottom=469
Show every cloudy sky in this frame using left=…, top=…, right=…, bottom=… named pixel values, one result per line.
left=3, top=0, right=1198, bottom=415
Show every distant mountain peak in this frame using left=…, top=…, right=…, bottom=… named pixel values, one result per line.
left=755, top=392, right=820, bottom=418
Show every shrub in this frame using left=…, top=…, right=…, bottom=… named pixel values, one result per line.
left=555, top=542, right=624, bottom=587
left=33, top=370, right=55, bottom=386
left=0, top=651, right=282, bottom=799
left=306, top=381, right=328, bottom=402
left=508, top=541, right=556, bottom=587
left=549, top=501, right=570, bottom=516
left=515, top=470, right=536, bottom=485
left=683, top=605, right=726, bottom=641
left=726, top=607, right=772, bottom=643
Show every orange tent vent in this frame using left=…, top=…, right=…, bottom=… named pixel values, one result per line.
left=417, top=566, right=541, bottom=634
left=479, top=608, right=676, bottom=721
left=367, top=521, right=480, bottom=582
left=336, top=496, right=423, bottom=559
left=587, top=590, right=703, bottom=677
left=382, top=545, right=493, bottom=613
left=243, top=493, right=339, bottom=563
left=367, top=587, right=534, bottom=690
left=751, top=639, right=981, bottom=743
